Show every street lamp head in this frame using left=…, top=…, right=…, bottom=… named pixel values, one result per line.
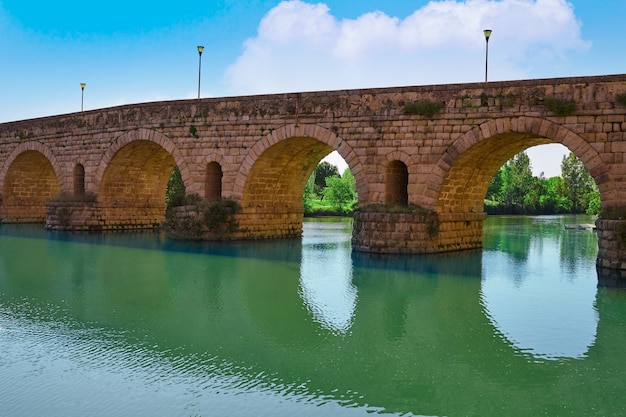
left=483, top=29, right=492, bottom=42
left=197, top=45, right=204, bottom=55
left=80, top=83, right=86, bottom=90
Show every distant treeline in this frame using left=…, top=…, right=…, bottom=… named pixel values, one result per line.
left=484, top=152, right=600, bottom=215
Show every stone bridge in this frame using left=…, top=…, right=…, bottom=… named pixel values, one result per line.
left=1, top=74, right=626, bottom=275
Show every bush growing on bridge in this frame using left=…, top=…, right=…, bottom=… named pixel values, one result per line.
left=544, top=98, right=576, bottom=117
left=402, top=100, right=443, bottom=118
left=164, top=197, right=240, bottom=240
left=164, top=166, right=239, bottom=239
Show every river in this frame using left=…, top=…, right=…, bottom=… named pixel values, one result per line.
left=1, top=215, right=625, bottom=417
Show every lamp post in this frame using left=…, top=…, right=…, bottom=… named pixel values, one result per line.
left=80, top=83, right=86, bottom=112
left=483, top=29, right=492, bottom=83
left=197, top=45, right=204, bottom=99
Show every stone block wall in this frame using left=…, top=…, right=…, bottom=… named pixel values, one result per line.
left=596, top=219, right=626, bottom=270
left=236, top=207, right=304, bottom=239
left=167, top=205, right=303, bottom=240
left=46, top=202, right=164, bottom=231
left=352, top=211, right=486, bottom=254
left=2, top=203, right=47, bottom=223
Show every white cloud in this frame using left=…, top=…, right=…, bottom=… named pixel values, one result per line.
left=224, top=0, right=589, bottom=94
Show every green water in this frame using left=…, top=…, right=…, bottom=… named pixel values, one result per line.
left=1, top=215, right=625, bottom=416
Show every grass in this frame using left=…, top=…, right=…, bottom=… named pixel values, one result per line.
left=305, top=199, right=350, bottom=217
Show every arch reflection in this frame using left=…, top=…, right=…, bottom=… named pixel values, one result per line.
left=299, top=218, right=357, bottom=334
left=480, top=215, right=599, bottom=360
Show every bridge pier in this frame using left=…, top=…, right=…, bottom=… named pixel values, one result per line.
left=596, top=219, right=626, bottom=285
left=46, top=201, right=164, bottom=231
left=236, top=207, right=304, bottom=239
left=351, top=211, right=486, bottom=254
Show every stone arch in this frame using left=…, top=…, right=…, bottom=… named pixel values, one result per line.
left=0, top=142, right=64, bottom=192
left=232, top=123, right=368, bottom=204
left=429, top=117, right=615, bottom=214
left=93, top=129, right=189, bottom=228
left=93, top=128, right=190, bottom=194
left=0, top=143, right=63, bottom=222
left=384, top=152, right=415, bottom=206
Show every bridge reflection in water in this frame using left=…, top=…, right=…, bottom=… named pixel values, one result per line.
left=0, top=216, right=624, bottom=417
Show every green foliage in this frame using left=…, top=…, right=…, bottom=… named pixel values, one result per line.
left=165, top=166, right=186, bottom=207
left=544, top=98, right=576, bottom=117
left=485, top=151, right=600, bottom=215
left=165, top=213, right=205, bottom=240
left=587, top=193, right=601, bottom=216
left=323, top=174, right=357, bottom=214
left=164, top=198, right=240, bottom=240
left=485, top=169, right=504, bottom=202
left=561, top=152, right=599, bottom=214
left=202, top=199, right=239, bottom=234
left=57, top=207, right=73, bottom=227
left=303, top=171, right=316, bottom=214
left=499, top=92, right=518, bottom=107
left=304, top=164, right=357, bottom=216
left=402, top=100, right=443, bottom=117
left=189, top=125, right=199, bottom=139
left=501, top=152, right=534, bottom=212
left=616, top=93, right=626, bottom=106
left=165, top=166, right=239, bottom=239
left=313, top=161, right=339, bottom=194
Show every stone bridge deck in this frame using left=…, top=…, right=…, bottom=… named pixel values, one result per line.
left=1, top=74, right=626, bottom=275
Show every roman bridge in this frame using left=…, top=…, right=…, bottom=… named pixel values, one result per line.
left=1, top=74, right=626, bottom=276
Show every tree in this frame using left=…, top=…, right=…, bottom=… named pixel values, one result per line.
left=484, top=151, right=600, bottom=216
left=501, top=151, right=534, bottom=213
left=313, top=162, right=339, bottom=196
left=303, top=169, right=316, bottom=214
left=166, top=166, right=186, bottom=207
left=323, top=170, right=357, bottom=214
left=540, top=176, right=570, bottom=214
left=486, top=168, right=504, bottom=202
left=561, top=152, right=599, bottom=213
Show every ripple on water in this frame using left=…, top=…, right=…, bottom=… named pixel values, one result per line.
left=0, top=304, right=424, bottom=417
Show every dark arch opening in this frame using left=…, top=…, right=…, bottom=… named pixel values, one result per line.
left=205, top=162, right=223, bottom=202
left=385, top=161, right=408, bottom=206
left=73, top=164, right=85, bottom=197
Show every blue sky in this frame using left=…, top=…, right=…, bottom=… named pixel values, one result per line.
left=1, top=0, right=624, bottom=177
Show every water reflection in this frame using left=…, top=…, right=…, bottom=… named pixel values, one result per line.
left=300, top=219, right=357, bottom=334
left=481, top=215, right=599, bottom=360
left=0, top=216, right=622, bottom=417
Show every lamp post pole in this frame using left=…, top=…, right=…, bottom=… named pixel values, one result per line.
left=483, top=29, right=492, bottom=83
left=80, top=83, right=86, bottom=112
left=197, top=45, right=204, bottom=99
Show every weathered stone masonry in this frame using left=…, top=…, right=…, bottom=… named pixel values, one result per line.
left=1, top=74, right=626, bottom=275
